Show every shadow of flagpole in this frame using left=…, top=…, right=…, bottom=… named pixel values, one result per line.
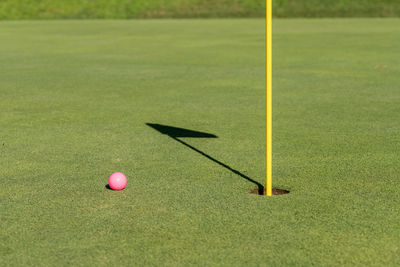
left=147, top=123, right=264, bottom=194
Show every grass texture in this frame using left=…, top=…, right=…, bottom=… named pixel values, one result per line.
left=0, top=0, right=264, bottom=19
left=2, top=0, right=400, bottom=19
left=274, top=0, right=400, bottom=17
left=1, top=19, right=400, bottom=265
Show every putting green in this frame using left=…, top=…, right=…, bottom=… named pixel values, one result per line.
left=1, top=19, right=399, bottom=265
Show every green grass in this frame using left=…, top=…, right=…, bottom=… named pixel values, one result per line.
left=1, top=19, right=400, bottom=265
left=274, top=0, right=400, bottom=17
left=2, top=0, right=400, bottom=19
left=0, top=0, right=265, bottom=19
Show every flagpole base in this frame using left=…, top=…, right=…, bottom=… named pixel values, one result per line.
left=250, top=188, right=290, bottom=196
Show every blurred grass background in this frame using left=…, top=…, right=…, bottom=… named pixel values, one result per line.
left=274, top=0, right=400, bottom=18
left=0, top=0, right=264, bottom=19
left=2, top=0, right=400, bottom=19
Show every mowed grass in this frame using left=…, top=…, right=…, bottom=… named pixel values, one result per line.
left=1, top=19, right=399, bottom=265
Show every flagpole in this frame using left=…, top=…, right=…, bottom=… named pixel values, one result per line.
left=266, top=0, right=272, bottom=196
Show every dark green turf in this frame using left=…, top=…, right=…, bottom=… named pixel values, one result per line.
left=1, top=19, right=399, bottom=266
left=273, top=0, right=400, bottom=18
left=0, top=0, right=265, bottom=19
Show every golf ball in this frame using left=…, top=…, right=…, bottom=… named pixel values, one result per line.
left=108, top=172, right=127, bottom=190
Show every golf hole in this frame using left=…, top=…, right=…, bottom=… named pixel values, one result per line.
left=250, top=188, right=290, bottom=196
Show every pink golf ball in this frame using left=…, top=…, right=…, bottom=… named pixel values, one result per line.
left=108, top=172, right=127, bottom=190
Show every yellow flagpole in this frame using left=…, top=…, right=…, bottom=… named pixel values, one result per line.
left=266, top=0, right=272, bottom=196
